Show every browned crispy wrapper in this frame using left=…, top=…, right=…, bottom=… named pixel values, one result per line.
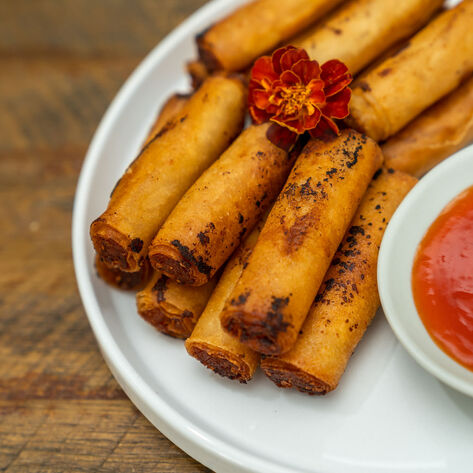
left=143, top=93, right=190, bottom=147
left=345, top=0, right=473, bottom=142
left=220, top=130, right=383, bottom=355
left=136, top=270, right=217, bottom=339
left=95, top=255, right=151, bottom=291
left=261, top=169, right=417, bottom=394
left=197, top=0, right=344, bottom=72
left=90, top=76, right=246, bottom=273
left=186, top=60, right=209, bottom=90
left=148, top=123, right=296, bottom=286
left=185, top=225, right=262, bottom=382
left=293, top=0, right=442, bottom=75
left=382, top=75, right=473, bottom=177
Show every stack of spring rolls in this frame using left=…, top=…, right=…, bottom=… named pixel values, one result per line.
left=90, top=0, right=473, bottom=394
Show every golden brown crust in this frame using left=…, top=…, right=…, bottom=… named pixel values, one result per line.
left=90, top=76, right=246, bottom=273
left=186, top=60, right=209, bottom=90
left=346, top=0, right=473, bottom=141
left=143, top=93, right=190, bottom=147
left=382, top=75, right=473, bottom=177
left=221, top=130, right=383, bottom=356
left=148, top=124, right=291, bottom=286
left=261, top=168, right=418, bottom=393
left=197, top=0, right=344, bottom=72
left=293, top=0, right=442, bottom=75
left=185, top=225, right=262, bottom=381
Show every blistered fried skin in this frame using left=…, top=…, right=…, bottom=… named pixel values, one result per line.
left=185, top=225, right=262, bottom=383
left=136, top=270, right=217, bottom=339
left=148, top=124, right=295, bottom=286
left=261, top=169, right=417, bottom=394
left=345, top=0, right=473, bottom=142
left=293, top=0, right=442, bottom=75
left=197, top=0, right=344, bottom=73
left=90, top=76, right=246, bottom=273
left=383, top=76, right=473, bottom=177
left=143, top=93, right=190, bottom=147
left=221, top=130, right=383, bottom=356
left=95, top=255, right=151, bottom=291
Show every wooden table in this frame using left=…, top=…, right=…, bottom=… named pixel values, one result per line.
left=0, top=1, right=212, bottom=471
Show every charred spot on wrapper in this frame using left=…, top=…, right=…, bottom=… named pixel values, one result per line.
left=152, top=274, right=168, bottom=303
left=171, top=239, right=213, bottom=277
left=230, top=291, right=251, bottom=306
left=130, top=238, right=144, bottom=253
left=372, top=168, right=382, bottom=180
left=197, top=231, right=210, bottom=245
left=357, top=80, right=371, bottom=92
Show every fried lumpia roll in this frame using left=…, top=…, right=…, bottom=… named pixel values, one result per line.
left=185, top=225, right=262, bottom=382
left=95, top=255, right=151, bottom=291
left=221, top=130, right=383, bottom=355
left=90, top=76, right=246, bottom=272
left=261, top=169, right=417, bottom=394
left=136, top=270, right=217, bottom=339
left=345, top=0, right=473, bottom=142
left=143, top=93, right=190, bottom=147
left=382, top=76, right=473, bottom=177
left=148, top=123, right=295, bottom=286
left=293, top=0, right=442, bottom=75
left=186, top=60, right=209, bottom=90
left=197, top=0, right=344, bottom=72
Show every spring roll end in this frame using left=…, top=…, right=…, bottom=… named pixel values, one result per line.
left=90, top=219, right=143, bottom=272
left=185, top=341, right=253, bottom=383
left=149, top=243, right=211, bottom=286
left=261, top=359, right=332, bottom=395
left=136, top=294, right=194, bottom=339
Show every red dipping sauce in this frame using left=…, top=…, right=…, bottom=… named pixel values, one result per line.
left=412, top=185, right=473, bottom=371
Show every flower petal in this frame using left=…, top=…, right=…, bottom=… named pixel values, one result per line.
left=280, top=69, right=301, bottom=86
left=322, top=88, right=351, bottom=119
left=310, top=115, right=340, bottom=138
left=251, top=56, right=278, bottom=84
left=292, top=59, right=321, bottom=85
left=280, top=48, right=310, bottom=72
left=302, top=107, right=321, bottom=129
left=266, top=123, right=298, bottom=151
left=321, top=59, right=349, bottom=82
left=308, top=79, right=325, bottom=104
left=272, top=46, right=296, bottom=74
left=249, top=105, right=271, bottom=124
left=252, top=89, right=272, bottom=109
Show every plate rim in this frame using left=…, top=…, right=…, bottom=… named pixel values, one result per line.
left=71, top=1, right=312, bottom=472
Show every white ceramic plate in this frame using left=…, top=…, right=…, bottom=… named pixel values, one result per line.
left=73, top=1, right=473, bottom=472
left=378, top=145, right=473, bottom=398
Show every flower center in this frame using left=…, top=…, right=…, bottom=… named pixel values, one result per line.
left=272, top=84, right=315, bottom=117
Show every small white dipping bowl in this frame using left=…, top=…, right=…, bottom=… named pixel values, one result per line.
left=378, top=144, right=473, bottom=398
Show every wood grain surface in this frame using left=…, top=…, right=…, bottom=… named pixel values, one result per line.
left=0, top=1, right=212, bottom=471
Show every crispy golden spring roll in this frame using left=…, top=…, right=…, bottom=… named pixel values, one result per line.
left=197, top=0, right=344, bottom=72
left=185, top=225, right=262, bottom=382
left=293, top=0, right=442, bottom=75
left=136, top=270, right=217, bottom=339
left=90, top=76, right=246, bottom=273
left=95, top=255, right=151, bottom=291
left=186, top=60, right=209, bottom=90
left=143, top=93, right=190, bottom=147
left=345, top=0, right=473, bottom=142
left=148, top=123, right=296, bottom=286
left=261, top=169, right=417, bottom=394
left=382, top=76, right=473, bottom=177
left=221, top=130, right=383, bottom=355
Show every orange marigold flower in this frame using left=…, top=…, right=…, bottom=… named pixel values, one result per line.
left=248, top=46, right=352, bottom=143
